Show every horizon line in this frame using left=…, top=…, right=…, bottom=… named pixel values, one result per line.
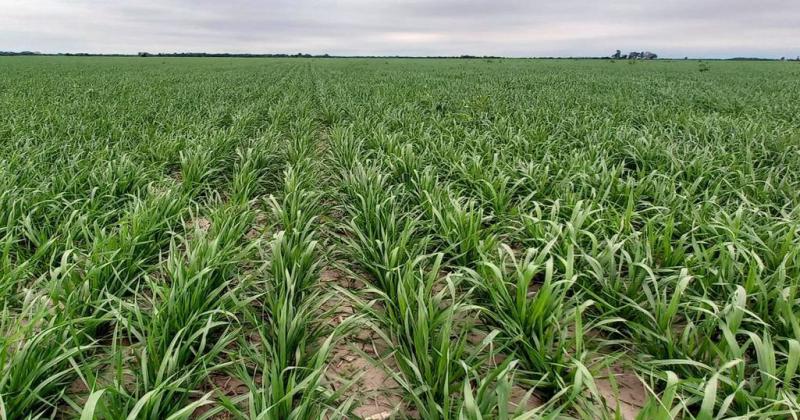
left=2, top=50, right=797, bottom=61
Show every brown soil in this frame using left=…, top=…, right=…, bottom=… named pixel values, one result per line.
left=320, top=267, right=405, bottom=419
left=596, top=363, right=646, bottom=420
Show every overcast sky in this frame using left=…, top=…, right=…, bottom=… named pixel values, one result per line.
left=1, top=0, right=798, bottom=58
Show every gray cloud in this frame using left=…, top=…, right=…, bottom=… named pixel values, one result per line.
left=1, top=0, right=798, bottom=57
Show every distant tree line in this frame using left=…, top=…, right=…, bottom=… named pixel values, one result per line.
left=0, top=50, right=522, bottom=59
left=0, top=51, right=41, bottom=56
left=730, top=56, right=800, bottom=61
left=136, top=52, right=505, bottom=59
left=136, top=52, right=328, bottom=58
left=610, top=50, right=658, bottom=60
left=2, top=50, right=799, bottom=60
left=0, top=51, right=126, bottom=56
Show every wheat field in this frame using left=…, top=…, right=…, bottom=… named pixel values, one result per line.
left=1, top=57, right=799, bottom=419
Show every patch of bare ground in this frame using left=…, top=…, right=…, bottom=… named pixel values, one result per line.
left=509, top=385, right=544, bottom=413
left=170, top=169, right=183, bottom=184
left=245, top=209, right=268, bottom=241
left=320, top=267, right=405, bottom=419
left=595, top=362, right=646, bottom=420
left=207, top=373, right=249, bottom=399
left=195, top=409, right=234, bottom=420
left=195, top=217, right=212, bottom=232
left=467, top=328, right=545, bottom=414
left=59, top=338, right=138, bottom=417
left=319, top=267, right=359, bottom=328
left=328, top=340, right=403, bottom=419
left=191, top=373, right=250, bottom=419
left=320, top=266, right=364, bottom=291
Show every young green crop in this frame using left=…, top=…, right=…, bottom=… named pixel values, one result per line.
left=0, top=56, right=798, bottom=418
